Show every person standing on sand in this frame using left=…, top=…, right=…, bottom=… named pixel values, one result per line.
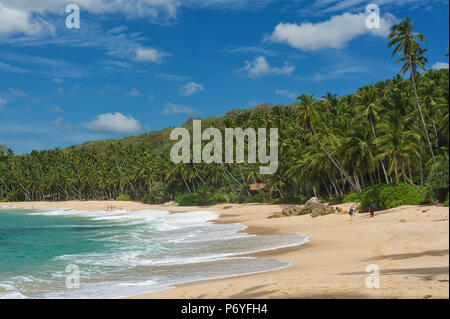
left=369, top=203, right=375, bottom=218
left=349, top=205, right=355, bottom=220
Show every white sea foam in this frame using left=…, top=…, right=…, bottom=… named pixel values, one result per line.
left=1, top=207, right=308, bottom=299
left=0, top=291, right=27, bottom=299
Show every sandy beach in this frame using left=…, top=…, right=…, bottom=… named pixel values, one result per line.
left=2, top=201, right=449, bottom=299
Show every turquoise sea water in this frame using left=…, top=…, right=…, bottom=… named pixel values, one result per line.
left=0, top=207, right=308, bottom=298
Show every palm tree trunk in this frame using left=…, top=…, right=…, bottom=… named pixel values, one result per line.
left=418, top=154, right=424, bottom=186
left=432, top=119, right=439, bottom=147
left=193, top=163, right=205, bottom=185
left=407, top=160, right=413, bottom=182
left=359, top=169, right=365, bottom=189
left=322, top=179, right=332, bottom=199
left=409, top=58, right=437, bottom=165
left=310, top=126, right=359, bottom=193
left=370, top=121, right=390, bottom=183
left=400, top=163, right=423, bottom=194
left=181, top=174, right=192, bottom=194
left=395, top=162, right=400, bottom=184
left=312, top=185, right=318, bottom=197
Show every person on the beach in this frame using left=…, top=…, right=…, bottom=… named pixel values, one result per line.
left=369, top=203, right=375, bottom=218
left=349, top=206, right=355, bottom=220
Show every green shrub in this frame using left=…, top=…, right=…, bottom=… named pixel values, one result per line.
left=0, top=191, right=22, bottom=202
left=175, top=193, right=210, bottom=206
left=426, top=153, right=449, bottom=202
left=116, top=194, right=132, bottom=201
left=244, top=194, right=267, bottom=203
left=360, top=184, right=386, bottom=211
left=359, top=183, right=425, bottom=211
left=212, top=192, right=227, bottom=203
left=327, top=197, right=343, bottom=205
left=141, top=182, right=168, bottom=204
left=342, top=192, right=360, bottom=203
left=270, top=196, right=308, bottom=205
left=443, top=194, right=449, bottom=207
left=378, top=183, right=425, bottom=210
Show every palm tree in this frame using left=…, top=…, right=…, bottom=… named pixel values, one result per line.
left=388, top=17, right=436, bottom=164
left=376, top=114, right=423, bottom=193
left=419, top=76, right=446, bottom=147
left=356, top=86, right=390, bottom=183
left=295, top=94, right=359, bottom=193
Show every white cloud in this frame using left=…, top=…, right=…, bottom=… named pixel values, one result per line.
left=155, top=73, right=191, bottom=82
left=180, top=82, right=204, bottom=97
left=52, top=78, right=63, bottom=83
left=52, top=117, right=72, bottom=128
left=0, top=1, right=179, bottom=33
left=162, top=103, right=198, bottom=115
left=235, top=56, right=295, bottom=78
left=0, top=61, right=29, bottom=74
left=9, top=88, right=26, bottom=97
left=432, top=62, right=449, bottom=70
left=0, top=0, right=275, bottom=38
left=184, top=0, right=274, bottom=10
left=45, top=105, right=62, bottom=113
left=135, top=47, right=169, bottom=63
left=318, top=0, right=430, bottom=14
left=126, top=88, right=141, bottom=97
left=266, top=12, right=397, bottom=51
left=84, top=112, right=142, bottom=134
left=218, top=45, right=280, bottom=56
left=0, top=3, right=48, bottom=36
left=275, top=89, right=298, bottom=99
left=300, top=63, right=369, bottom=82
left=0, top=97, right=6, bottom=111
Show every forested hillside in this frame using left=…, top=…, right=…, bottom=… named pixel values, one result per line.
left=1, top=18, right=449, bottom=208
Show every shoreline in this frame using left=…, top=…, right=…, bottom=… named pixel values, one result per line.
left=2, top=201, right=449, bottom=298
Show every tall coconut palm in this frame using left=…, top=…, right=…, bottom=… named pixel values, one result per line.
left=356, top=86, right=390, bottom=183
left=388, top=17, right=436, bottom=164
left=295, top=94, right=359, bottom=193
left=376, top=114, right=423, bottom=193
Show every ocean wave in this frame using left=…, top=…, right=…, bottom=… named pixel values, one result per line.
left=1, top=207, right=308, bottom=298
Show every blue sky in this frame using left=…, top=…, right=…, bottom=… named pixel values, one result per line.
left=0, top=0, right=449, bottom=154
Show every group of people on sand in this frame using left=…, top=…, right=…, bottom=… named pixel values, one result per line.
left=348, top=202, right=376, bottom=220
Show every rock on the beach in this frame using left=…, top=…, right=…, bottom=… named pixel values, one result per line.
left=268, top=199, right=333, bottom=219
left=267, top=213, right=283, bottom=219
left=162, top=201, right=178, bottom=207
left=309, top=203, right=331, bottom=218
left=306, top=197, right=320, bottom=205
left=281, top=205, right=311, bottom=216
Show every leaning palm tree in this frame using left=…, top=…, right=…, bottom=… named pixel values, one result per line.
left=388, top=17, right=436, bottom=164
left=295, top=93, right=359, bottom=193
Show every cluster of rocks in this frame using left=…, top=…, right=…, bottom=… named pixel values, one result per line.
left=162, top=201, right=178, bottom=207
left=268, top=197, right=349, bottom=219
